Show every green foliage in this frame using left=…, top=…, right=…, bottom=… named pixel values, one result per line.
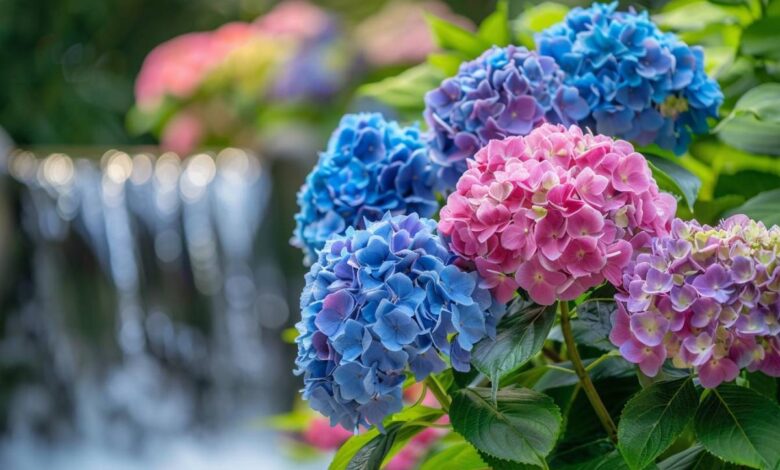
left=618, top=377, right=700, bottom=470
left=569, top=300, right=618, bottom=352
left=740, top=17, right=780, bottom=61
left=647, top=155, right=702, bottom=212
left=716, top=83, right=780, bottom=156
left=725, top=188, right=780, bottom=226
left=426, top=14, right=490, bottom=58
left=694, top=384, right=780, bottom=469
left=418, top=441, right=488, bottom=470
left=657, top=444, right=742, bottom=469
left=449, top=387, right=561, bottom=467
left=513, top=2, right=570, bottom=49
left=330, top=406, right=444, bottom=470
left=357, top=64, right=445, bottom=119
left=477, top=0, right=511, bottom=47
left=471, top=300, right=557, bottom=389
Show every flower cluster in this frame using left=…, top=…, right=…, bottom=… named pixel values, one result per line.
left=438, top=123, right=676, bottom=305
left=536, top=2, right=723, bottom=154
left=295, top=214, right=504, bottom=429
left=292, top=113, right=438, bottom=263
left=611, top=215, right=780, bottom=388
left=424, top=45, right=590, bottom=189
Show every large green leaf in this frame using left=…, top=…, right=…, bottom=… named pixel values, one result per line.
left=418, top=442, right=488, bottom=470
left=571, top=300, right=618, bottom=351
left=329, top=406, right=444, bottom=470
left=618, top=377, right=699, bottom=470
left=514, top=2, right=570, bottom=49
left=716, top=83, right=780, bottom=156
left=694, top=384, right=780, bottom=469
left=470, top=300, right=557, bottom=387
left=426, top=14, right=489, bottom=58
left=449, top=387, right=561, bottom=466
left=741, top=17, right=780, bottom=61
left=746, top=372, right=778, bottom=401
left=477, top=0, right=510, bottom=47
left=357, top=63, right=445, bottom=116
left=647, top=155, right=701, bottom=211
left=658, top=444, right=742, bottom=469
left=725, top=188, right=780, bottom=227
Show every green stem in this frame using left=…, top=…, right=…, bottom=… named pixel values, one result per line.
left=559, top=301, right=618, bottom=443
left=585, top=351, right=620, bottom=373
left=425, top=375, right=451, bottom=412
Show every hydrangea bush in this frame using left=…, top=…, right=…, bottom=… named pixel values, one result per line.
left=612, top=215, right=780, bottom=387
left=295, top=213, right=504, bottom=429
left=292, top=113, right=438, bottom=263
left=283, top=2, right=780, bottom=469
left=536, top=2, right=723, bottom=154
left=439, top=123, right=676, bottom=304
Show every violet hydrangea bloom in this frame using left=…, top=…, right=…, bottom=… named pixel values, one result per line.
left=611, top=215, right=780, bottom=387
left=438, top=123, right=676, bottom=305
left=295, top=213, right=504, bottom=429
left=536, top=2, right=722, bottom=155
left=424, top=45, right=590, bottom=190
left=292, top=113, right=438, bottom=263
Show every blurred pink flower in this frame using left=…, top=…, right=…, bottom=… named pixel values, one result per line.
left=386, top=426, right=447, bottom=470
left=356, top=1, right=473, bottom=66
left=135, top=32, right=215, bottom=108
left=301, top=417, right=352, bottom=451
left=161, top=112, right=203, bottom=155
left=253, top=0, right=331, bottom=41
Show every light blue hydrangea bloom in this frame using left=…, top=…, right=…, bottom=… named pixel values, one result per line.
left=295, top=213, right=505, bottom=429
left=536, top=2, right=723, bottom=154
left=292, top=113, right=438, bottom=264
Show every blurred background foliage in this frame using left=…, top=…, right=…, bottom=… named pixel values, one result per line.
left=0, top=0, right=497, bottom=146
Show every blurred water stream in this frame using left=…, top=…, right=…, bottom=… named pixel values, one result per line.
left=0, top=145, right=318, bottom=469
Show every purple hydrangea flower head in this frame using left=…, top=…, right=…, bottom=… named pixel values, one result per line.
left=295, top=213, right=505, bottom=429
left=536, top=2, right=723, bottom=155
left=292, top=113, right=438, bottom=263
left=612, top=215, right=780, bottom=388
left=423, top=45, right=589, bottom=190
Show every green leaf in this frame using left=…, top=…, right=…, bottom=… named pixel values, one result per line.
left=427, top=52, right=466, bottom=76
left=514, top=2, right=570, bottom=49
left=357, top=63, right=445, bottom=117
left=714, top=171, right=780, bottom=200
left=694, top=384, right=780, bottom=469
left=449, top=387, right=562, bottom=466
left=426, top=14, right=489, bottom=58
left=477, top=0, right=510, bottom=47
left=716, top=83, right=780, bottom=156
left=419, top=442, right=488, bottom=470
left=647, top=155, right=701, bottom=211
left=676, top=195, right=745, bottom=225
left=725, top=188, right=780, bottom=227
left=658, top=444, right=744, bottom=469
left=571, top=300, right=618, bottom=351
left=329, top=406, right=444, bottom=470
left=346, top=424, right=403, bottom=470
left=471, top=300, right=557, bottom=388
left=746, top=372, right=778, bottom=401
left=558, top=450, right=631, bottom=470
left=741, top=17, right=780, bottom=61
left=618, top=377, right=699, bottom=470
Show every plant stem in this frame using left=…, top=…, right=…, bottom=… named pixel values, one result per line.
left=424, top=375, right=451, bottom=412
left=542, top=345, right=562, bottom=362
left=559, top=301, right=618, bottom=443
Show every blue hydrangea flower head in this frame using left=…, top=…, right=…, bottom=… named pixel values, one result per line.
left=292, top=113, right=438, bottom=263
left=423, top=45, right=590, bottom=190
left=295, top=213, right=505, bottom=429
left=536, top=2, right=723, bottom=154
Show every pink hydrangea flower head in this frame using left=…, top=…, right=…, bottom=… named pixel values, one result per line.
left=612, top=215, right=780, bottom=388
left=438, top=123, right=676, bottom=305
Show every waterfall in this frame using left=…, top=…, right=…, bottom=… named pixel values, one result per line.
left=0, top=147, right=315, bottom=469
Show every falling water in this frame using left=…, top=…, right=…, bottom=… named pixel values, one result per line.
left=0, top=147, right=319, bottom=469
